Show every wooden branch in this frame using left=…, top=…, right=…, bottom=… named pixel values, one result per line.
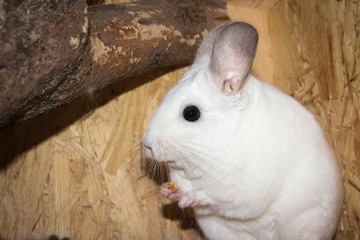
left=0, top=0, right=227, bottom=129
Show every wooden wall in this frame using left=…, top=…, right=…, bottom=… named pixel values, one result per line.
left=0, top=0, right=359, bottom=239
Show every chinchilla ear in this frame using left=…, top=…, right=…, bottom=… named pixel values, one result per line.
left=193, top=23, right=230, bottom=66
left=209, top=22, right=258, bottom=95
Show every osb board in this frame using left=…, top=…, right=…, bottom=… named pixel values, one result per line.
left=230, top=0, right=360, bottom=239
left=0, top=67, right=202, bottom=239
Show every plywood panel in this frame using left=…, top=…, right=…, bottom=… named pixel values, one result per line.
left=0, top=67, right=202, bottom=239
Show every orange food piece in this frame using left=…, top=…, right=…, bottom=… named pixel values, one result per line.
left=169, top=182, right=178, bottom=192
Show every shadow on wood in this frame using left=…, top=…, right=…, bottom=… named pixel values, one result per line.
left=0, top=67, right=180, bottom=169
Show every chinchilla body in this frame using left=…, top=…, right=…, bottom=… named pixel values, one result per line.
left=143, top=22, right=343, bottom=240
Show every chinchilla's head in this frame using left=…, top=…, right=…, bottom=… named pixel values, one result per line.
left=143, top=22, right=258, bottom=179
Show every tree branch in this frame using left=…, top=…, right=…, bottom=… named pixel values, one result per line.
left=0, top=0, right=228, bottom=129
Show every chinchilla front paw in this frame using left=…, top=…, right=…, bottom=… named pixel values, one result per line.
left=160, top=182, right=181, bottom=201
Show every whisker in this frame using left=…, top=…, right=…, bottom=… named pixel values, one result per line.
left=163, top=136, right=260, bottom=188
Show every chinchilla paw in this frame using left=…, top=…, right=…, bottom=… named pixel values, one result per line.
left=160, top=182, right=181, bottom=201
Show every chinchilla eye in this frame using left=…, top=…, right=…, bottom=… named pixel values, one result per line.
left=183, top=105, right=201, bottom=122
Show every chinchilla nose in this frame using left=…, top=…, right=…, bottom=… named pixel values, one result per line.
left=143, top=131, right=150, bottom=147
left=142, top=131, right=154, bottom=158
left=143, top=141, right=151, bottom=151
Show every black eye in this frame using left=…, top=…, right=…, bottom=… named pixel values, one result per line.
left=183, top=105, right=201, bottom=122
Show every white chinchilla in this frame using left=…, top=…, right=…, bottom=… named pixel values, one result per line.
left=142, top=22, right=343, bottom=240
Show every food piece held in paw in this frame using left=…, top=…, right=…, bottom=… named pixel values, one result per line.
left=169, top=182, right=178, bottom=192
left=160, top=182, right=181, bottom=201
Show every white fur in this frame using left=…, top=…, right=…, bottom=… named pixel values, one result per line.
left=143, top=23, right=342, bottom=240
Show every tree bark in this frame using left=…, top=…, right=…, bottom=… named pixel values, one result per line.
left=0, top=0, right=227, bottom=129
